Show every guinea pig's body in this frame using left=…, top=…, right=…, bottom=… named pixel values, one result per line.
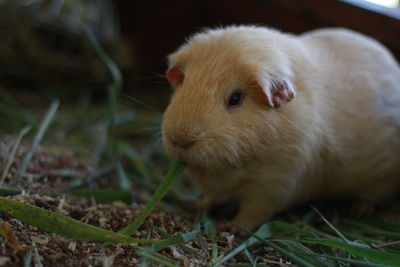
left=162, top=26, right=400, bottom=230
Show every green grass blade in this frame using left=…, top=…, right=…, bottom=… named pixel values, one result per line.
left=341, top=220, right=400, bottom=239
left=137, top=251, right=178, bottom=267
left=34, top=248, right=43, bottom=267
left=116, top=161, right=131, bottom=190
left=81, top=24, right=122, bottom=129
left=308, top=253, right=395, bottom=267
left=15, top=100, right=59, bottom=181
left=0, top=126, right=31, bottom=185
left=144, top=229, right=200, bottom=254
left=0, top=197, right=158, bottom=244
left=201, top=212, right=217, bottom=239
left=215, top=222, right=273, bottom=266
left=216, top=220, right=322, bottom=266
left=264, top=240, right=316, bottom=267
left=312, top=206, right=349, bottom=242
left=301, top=238, right=400, bottom=265
left=226, top=223, right=323, bottom=267
left=150, top=225, right=204, bottom=259
left=244, top=248, right=255, bottom=264
left=272, top=239, right=334, bottom=266
left=118, top=162, right=187, bottom=236
left=117, top=141, right=151, bottom=180
left=23, top=249, right=32, bottom=267
left=201, top=212, right=218, bottom=264
left=269, top=221, right=317, bottom=238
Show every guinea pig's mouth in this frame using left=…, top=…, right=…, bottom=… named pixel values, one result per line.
left=163, top=141, right=198, bottom=165
left=163, top=136, right=241, bottom=169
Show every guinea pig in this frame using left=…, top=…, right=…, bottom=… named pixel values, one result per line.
left=161, top=25, right=400, bottom=231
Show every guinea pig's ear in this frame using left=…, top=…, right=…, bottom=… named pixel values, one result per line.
left=166, top=67, right=184, bottom=85
left=254, top=77, right=295, bottom=108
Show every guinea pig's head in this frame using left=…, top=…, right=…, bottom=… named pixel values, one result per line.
left=162, top=26, right=297, bottom=170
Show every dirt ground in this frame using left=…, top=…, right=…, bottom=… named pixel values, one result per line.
left=0, top=142, right=290, bottom=266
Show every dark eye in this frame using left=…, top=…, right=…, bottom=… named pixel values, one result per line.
left=228, top=91, right=243, bottom=108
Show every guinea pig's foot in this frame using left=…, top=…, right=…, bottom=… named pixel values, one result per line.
left=351, top=201, right=375, bottom=217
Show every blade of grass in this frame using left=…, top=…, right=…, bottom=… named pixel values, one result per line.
left=118, top=161, right=187, bottom=236
left=89, top=122, right=108, bottom=171
left=267, top=245, right=395, bottom=267
left=272, top=239, right=334, bottom=266
left=0, top=126, right=31, bottom=185
left=116, top=161, right=131, bottom=190
left=299, top=252, right=395, bottom=267
left=373, top=240, right=400, bottom=249
left=320, top=226, right=387, bottom=245
left=144, top=229, right=200, bottom=254
left=263, top=240, right=316, bottom=267
left=311, top=206, right=349, bottom=242
left=224, top=223, right=327, bottom=267
left=15, top=100, right=59, bottom=181
left=301, top=238, right=400, bottom=265
left=340, top=220, right=400, bottom=239
left=215, top=222, right=273, bottom=266
left=23, top=249, right=33, bottom=267
left=269, top=221, right=318, bottom=238
left=81, top=24, right=122, bottom=129
left=115, top=141, right=189, bottom=203
left=117, top=141, right=151, bottom=181
left=243, top=248, right=255, bottom=264
left=137, top=250, right=178, bottom=267
left=150, top=225, right=204, bottom=259
left=201, top=213, right=218, bottom=265
left=34, top=248, right=42, bottom=267
left=0, top=197, right=158, bottom=244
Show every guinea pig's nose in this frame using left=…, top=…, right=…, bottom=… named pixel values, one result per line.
left=170, top=136, right=196, bottom=149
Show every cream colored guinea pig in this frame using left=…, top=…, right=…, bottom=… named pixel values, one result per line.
left=162, top=25, right=400, bottom=230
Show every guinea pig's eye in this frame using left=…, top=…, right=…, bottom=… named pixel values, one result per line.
left=227, top=91, right=244, bottom=108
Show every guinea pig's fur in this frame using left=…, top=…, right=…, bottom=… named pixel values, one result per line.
left=162, top=25, right=400, bottom=230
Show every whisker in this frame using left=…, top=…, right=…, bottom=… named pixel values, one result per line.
left=122, top=94, right=162, bottom=117
left=150, top=71, right=167, bottom=79
left=153, top=136, right=164, bottom=148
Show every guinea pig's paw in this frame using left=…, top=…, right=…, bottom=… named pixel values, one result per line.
left=351, top=201, right=376, bottom=217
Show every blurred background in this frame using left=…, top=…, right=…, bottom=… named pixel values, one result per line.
left=0, top=0, right=399, bottom=110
